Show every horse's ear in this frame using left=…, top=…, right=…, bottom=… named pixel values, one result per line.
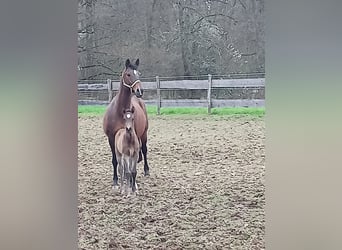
left=135, top=58, right=139, bottom=67
left=131, top=106, right=135, bottom=113
left=125, top=59, right=130, bottom=68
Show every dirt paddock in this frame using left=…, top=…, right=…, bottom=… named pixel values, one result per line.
left=78, top=115, right=265, bottom=249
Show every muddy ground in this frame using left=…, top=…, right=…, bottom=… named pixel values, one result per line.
left=78, top=115, right=265, bottom=249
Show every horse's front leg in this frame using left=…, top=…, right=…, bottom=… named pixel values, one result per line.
left=141, top=141, right=150, bottom=176
left=112, top=153, right=119, bottom=186
left=109, top=136, right=119, bottom=187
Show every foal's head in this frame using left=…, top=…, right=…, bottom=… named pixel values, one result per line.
left=121, top=58, right=143, bottom=98
left=122, top=107, right=135, bottom=133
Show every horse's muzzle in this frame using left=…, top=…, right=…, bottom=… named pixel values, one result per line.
left=135, top=88, right=144, bottom=98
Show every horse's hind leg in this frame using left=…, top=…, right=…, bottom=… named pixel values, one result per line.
left=141, top=141, right=150, bottom=176
left=108, top=136, right=119, bottom=187
left=138, top=150, right=143, bottom=163
left=131, top=156, right=138, bottom=194
left=118, top=157, right=125, bottom=194
left=138, top=138, right=143, bottom=163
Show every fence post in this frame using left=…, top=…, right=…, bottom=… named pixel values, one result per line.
left=156, top=76, right=161, bottom=115
left=107, top=79, right=112, bottom=102
left=207, top=74, right=212, bottom=114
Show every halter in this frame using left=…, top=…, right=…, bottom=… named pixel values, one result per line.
left=122, top=78, right=141, bottom=92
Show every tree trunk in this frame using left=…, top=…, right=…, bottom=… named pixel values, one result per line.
left=146, top=0, right=157, bottom=49
left=85, top=0, right=95, bottom=79
left=178, top=1, right=191, bottom=76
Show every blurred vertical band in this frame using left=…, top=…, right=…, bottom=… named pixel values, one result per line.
left=0, top=0, right=77, bottom=250
left=267, top=0, right=342, bottom=249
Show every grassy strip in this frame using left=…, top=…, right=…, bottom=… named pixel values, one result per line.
left=78, top=105, right=156, bottom=116
left=78, top=105, right=265, bottom=117
left=159, top=107, right=264, bottom=116
left=78, top=105, right=107, bottom=115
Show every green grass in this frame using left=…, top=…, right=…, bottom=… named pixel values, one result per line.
left=78, top=105, right=158, bottom=116
left=78, top=105, right=107, bottom=115
left=78, top=105, right=264, bottom=117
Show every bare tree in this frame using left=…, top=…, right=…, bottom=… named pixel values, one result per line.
left=77, top=0, right=265, bottom=80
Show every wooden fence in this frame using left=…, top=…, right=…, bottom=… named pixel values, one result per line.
left=78, top=74, right=265, bottom=114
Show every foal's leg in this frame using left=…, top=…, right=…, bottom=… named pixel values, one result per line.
left=125, top=160, right=132, bottom=197
left=141, top=141, right=150, bottom=176
left=128, top=157, right=133, bottom=189
left=108, top=136, right=119, bottom=186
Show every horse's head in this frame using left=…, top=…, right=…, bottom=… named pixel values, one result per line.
left=123, top=107, right=135, bottom=133
left=121, top=58, right=143, bottom=98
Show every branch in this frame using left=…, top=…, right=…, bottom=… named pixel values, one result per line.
left=165, top=34, right=180, bottom=51
left=241, top=52, right=256, bottom=56
left=87, top=74, right=103, bottom=80
left=192, top=13, right=237, bottom=28
left=80, top=63, right=115, bottom=73
left=93, top=51, right=109, bottom=55
left=190, top=14, right=230, bottom=34
left=210, top=0, right=246, bottom=9
left=93, top=36, right=111, bottom=43
left=78, top=23, right=95, bottom=34
left=86, top=72, right=118, bottom=80
left=238, top=0, right=247, bottom=10
left=78, top=42, right=113, bottom=53
left=98, top=2, right=115, bottom=9
left=210, top=0, right=230, bottom=4
left=182, top=5, right=202, bottom=16
left=190, top=24, right=203, bottom=34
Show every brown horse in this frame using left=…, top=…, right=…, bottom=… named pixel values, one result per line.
left=103, top=58, right=149, bottom=188
left=115, top=108, right=141, bottom=195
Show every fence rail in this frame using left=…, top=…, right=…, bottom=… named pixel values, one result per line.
left=78, top=74, right=265, bottom=114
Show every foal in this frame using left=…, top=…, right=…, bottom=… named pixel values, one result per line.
left=115, top=107, right=141, bottom=195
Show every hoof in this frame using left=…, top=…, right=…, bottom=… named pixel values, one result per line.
left=144, top=170, right=150, bottom=176
left=112, top=185, right=120, bottom=192
left=126, top=190, right=132, bottom=197
left=132, top=185, right=138, bottom=195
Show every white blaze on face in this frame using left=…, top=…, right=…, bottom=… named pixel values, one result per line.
left=126, top=113, right=131, bottom=119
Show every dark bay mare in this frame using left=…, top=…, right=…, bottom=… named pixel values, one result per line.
left=103, top=58, right=150, bottom=188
